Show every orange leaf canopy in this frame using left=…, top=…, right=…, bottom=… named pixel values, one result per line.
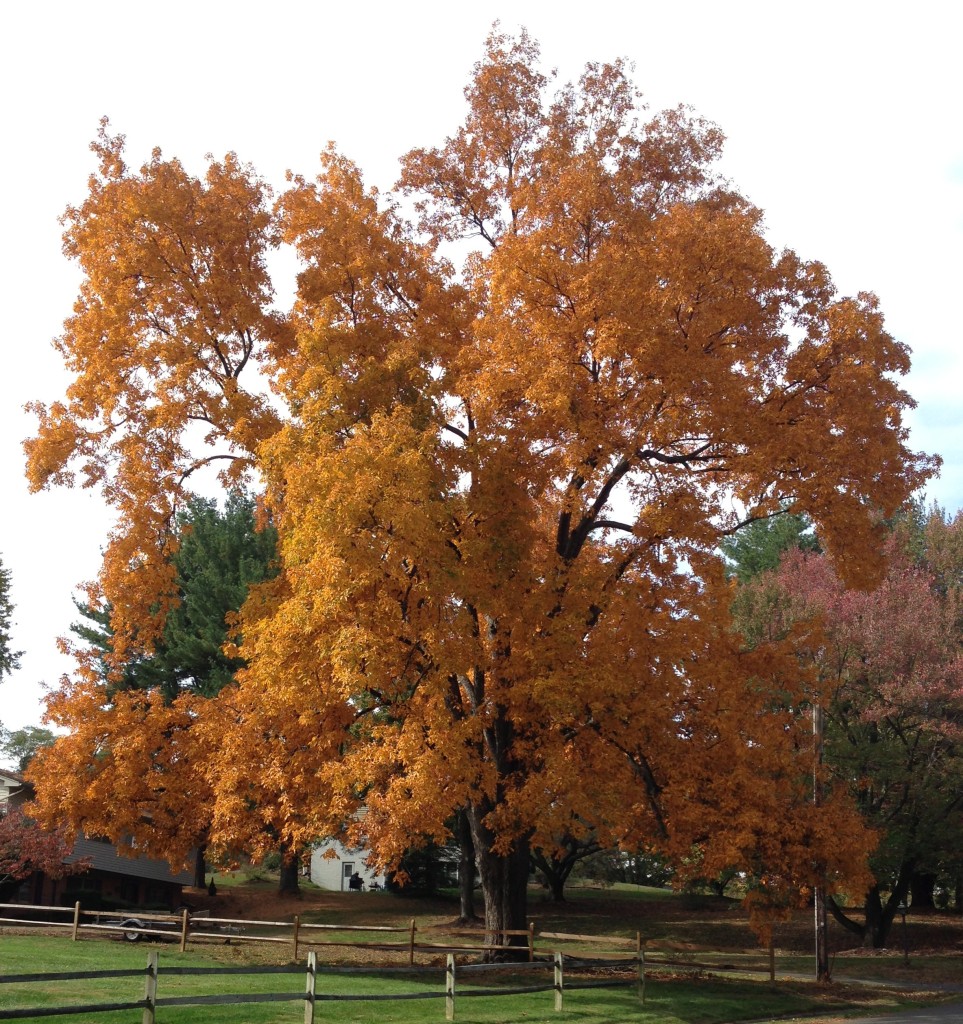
left=27, top=31, right=932, bottom=917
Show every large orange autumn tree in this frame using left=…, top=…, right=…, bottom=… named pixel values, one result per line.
left=27, top=31, right=932, bottom=946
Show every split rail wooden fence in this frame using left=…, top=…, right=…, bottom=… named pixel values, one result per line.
left=0, top=903, right=547, bottom=961
left=0, top=900, right=779, bottom=1021
left=0, top=945, right=646, bottom=1022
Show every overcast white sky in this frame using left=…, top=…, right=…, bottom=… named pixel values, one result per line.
left=1, top=1, right=960, bottom=731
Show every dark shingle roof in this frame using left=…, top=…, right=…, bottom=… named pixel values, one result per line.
left=66, top=838, right=194, bottom=885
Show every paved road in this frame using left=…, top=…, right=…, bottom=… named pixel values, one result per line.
left=761, top=974, right=963, bottom=1023
left=750, top=1003, right=963, bottom=1024
left=825, top=1004, right=963, bottom=1023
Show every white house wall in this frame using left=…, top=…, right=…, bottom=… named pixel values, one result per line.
left=309, top=840, right=383, bottom=891
left=0, top=772, right=27, bottom=806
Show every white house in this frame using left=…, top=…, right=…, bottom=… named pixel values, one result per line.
left=309, top=839, right=384, bottom=892
left=0, top=769, right=27, bottom=806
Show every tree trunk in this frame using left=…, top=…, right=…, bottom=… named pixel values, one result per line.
left=530, top=850, right=568, bottom=902
left=531, top=835, right=601, bottom=901
left=708, top=873, right=735, bottom=898
left=827, top=860, right=914, bottom=950
left=467, top=805, right=530, bottom=961
left=192, top=844, right=207, bottom=890
left=827, top=893, right=867, bottom=944
left=867, top=874, right=912, bottom=948
left=864, top=887, right=888, bottom=948
left=548, top=873, right=565, bottom=902
left=910, top=871, right=936, bottom=909
left=278, top=859, right=300, bottom=895
left=277, top=843, right=301, bottom=896
left=456, top=810, right=479, bottom=923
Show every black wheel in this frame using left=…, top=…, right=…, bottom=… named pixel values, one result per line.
left=120, top=918, right=144, bottom=941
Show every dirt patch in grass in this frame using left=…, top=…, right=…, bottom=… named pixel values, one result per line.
left=185, top=882, right=333, bottom=922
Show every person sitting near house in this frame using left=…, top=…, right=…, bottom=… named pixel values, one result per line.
left=348, top=871, right=364, bottom=892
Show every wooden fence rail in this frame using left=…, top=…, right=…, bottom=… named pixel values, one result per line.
left=0, top=901, right=775, bottom=988
left=0, top=904, right=542, bottom=962
left=0, top=949, right=646, bottom=1022
left=0, top=961, right=151, bottom=1021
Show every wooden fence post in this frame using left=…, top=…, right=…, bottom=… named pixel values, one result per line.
left=304, top=950, right=317, bottom=1024
left=293, top=914, right=300, bottom=961
left=769, top=938, right=775, bottom=983
left=71, top=901, right=81, bottom=942
left=554, top=951, right=563, bottom=1012
left=638, top=949, right=645, bottom=1004
left=528, top=920, right=535, bottom=961
left=179, top=908, right=189, bottom=953
left=445, top=953, right=455, bottom=1021
left=142, top=951, right=158, bottom=1024
left=409, top=918, right=416, bottom=964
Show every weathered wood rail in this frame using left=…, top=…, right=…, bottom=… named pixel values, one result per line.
left=0, top=898, right=777, bottom=1011
left=0, top=903, right=553, bottom=961
left=0, top=948, right=647, bottom=1021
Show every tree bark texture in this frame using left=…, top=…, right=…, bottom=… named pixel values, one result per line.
left=192, top=844, right=207, bottom=890
left=457, top=809, right=479, bottom=923
left=827, top=861, right=914, bottom=949
left=277, top=842, right=301, bottom=896
left=467, top=805, right=530, bottom=961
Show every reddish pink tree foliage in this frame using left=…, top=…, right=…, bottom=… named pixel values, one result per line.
left=0, top=809, right=89, bottom=892
left=734, top=519, right=963, bottom=947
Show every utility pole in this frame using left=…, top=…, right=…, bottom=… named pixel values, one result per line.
left=814, top=703, right=830, bottom=982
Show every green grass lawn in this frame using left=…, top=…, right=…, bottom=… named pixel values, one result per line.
left=5, top=884, right=963, bottom=1022
left=0, top=932, right=948, bottom=1024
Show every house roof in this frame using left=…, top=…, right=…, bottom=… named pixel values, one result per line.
left=66, top=837, right=194, bottom=885
left=2, top=775, right=193, bottom=886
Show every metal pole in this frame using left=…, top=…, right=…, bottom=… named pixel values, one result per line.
left=814, top=703, right=830, bottom=982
